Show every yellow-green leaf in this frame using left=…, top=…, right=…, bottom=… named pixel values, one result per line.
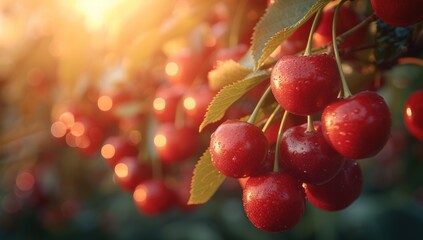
left=188, top=149, right=225, bottom=205
left=208, top=60, right=253, bottom=91
left=252, top=0, right=330, bottom=69
left=200, top=70, right=270, bottom=132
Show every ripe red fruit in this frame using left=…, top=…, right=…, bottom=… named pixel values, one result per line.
left=133, top=179, right=175, bottom=215
left=154, top=123, right=199, bottom=164
left=270, top=54, right=341, bottom=115
left=182, top=84, right=216, bottom=128
left=101, top=136, right=139, bottom=168
left=321, top=91, right=391, bottom=159
left=279, top=122, right=345, bottom=185
left=305, top=160, right=362, bottom=211
left=264, top=114, right=306, bottom=146
left=239, top=149, right=276, bottom=189
left=404, top=90, right=423, bottom=140
left=113, top=157, right=152, bottom=192
left=371, top=0, right=423, bottom=27
left=210, top=120, right=269, bottom=178
left=153, top=84, right=187, bottom=123
left=165, top=48, right=206, bottom=86
left=313, top=5, right=364, bottom=48
left=243, top=172, right=305, bottom=232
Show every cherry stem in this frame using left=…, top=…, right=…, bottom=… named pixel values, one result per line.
left=332, top=0, right=352, bottom=99
left=337, top=13, right=377, bottom=45
left=247, top=85, right=272, bottom=124
left=262, top=104, right=281, bottom=133
left=306, top=115, right=315, bottom=132
left=274, top=110, right=289, bottom=172
left=304, top=7, right=323, bottom=56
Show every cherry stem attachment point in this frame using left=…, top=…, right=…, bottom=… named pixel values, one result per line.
left=262, top=105, right=281, bottom=133
left=332, top=0, right=352, bottom=99
left=306, top=115, right=315, bottom=132
left=247, top=85, right=272, bottom=124
left=304, top=7, right=323, bottom=56
left=274, top=110, right=289, bottom=172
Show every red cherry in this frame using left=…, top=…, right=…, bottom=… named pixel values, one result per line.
left=321, top=91, right=391, bottom=159
left=133, top=179, right=175, bottom=215
left=279, top=122, right=345, bottom=185
left=153, top=84, right=187, bottom=123
left=182, top=84, right=216, bottom=128
left=101, top=136, right=139, bottom=168
left=404, top=90, right=423, bottom=140
left=371, top=0, right=423, bottom=27
left=239, top=148, right=276, bottom=189
left=113, top=157, right=152, bottom=192
left=313, top=5, right=365, bottom=49
left=165, top=49, right=204, bottom=86
left=154, top=123, right=199, bottom=164
left=270, top=54, right=341, bottom=115
left=243, top=172, right=305, bottom=232
left=305, top=160, right=362, bottom=211
left=210, top=120, right=269, bottom=178
left=264, top=114, right=306, bottom=146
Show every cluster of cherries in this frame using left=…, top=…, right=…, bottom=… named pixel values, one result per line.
left=209, top=0, right=423, bottom=232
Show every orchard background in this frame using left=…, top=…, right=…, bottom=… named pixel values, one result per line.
left=0, top=0, right=423, bottom=239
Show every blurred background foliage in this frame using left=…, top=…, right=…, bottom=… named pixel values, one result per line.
left=0, top=0, right=423, bottom=239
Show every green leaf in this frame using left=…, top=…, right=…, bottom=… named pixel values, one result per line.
left=208, top=60, right=253, bottom=91
left=200, top=70, right=270, bottom=132
left=188, top=149, right=225, bottom=205
left=251, top=0, right=330, bottom=69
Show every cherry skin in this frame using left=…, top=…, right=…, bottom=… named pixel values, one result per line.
left=371, top=0, right=423, bottom=27
left=270, top=54, right=341, bottom=116
left=279, top=122, right=345, bottom=185
left=265, top=114, right=306, bottom=146
left=182, top=84, right=216, bottom=128
left=154, top=123, right=199, bottom=164
left=313, top=5, right=364, bottom=49
left=321, top=91, right=391, bottom=159
left=243, top=172, right=306, bottom=232
left=133, top=179, right=175, bottom=215
left=239, top=148, right=276, bottom=189
left=165, top=48, right=205, bottom=86
left=153, top=84, right=187, bottom=123
left=404, top=90, right=423, bottom=140
left=210, top=120, right=269, bottom=178
left=304, top=160, right=362, bottom=211
left=113, top=156, right=152, bottom=192
left=101, top=136, right=139, bottom=168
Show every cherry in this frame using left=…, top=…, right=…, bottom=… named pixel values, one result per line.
left=270, top=54, right=341, bottom=116
left=321, top=91, right=391, bottom=159
left=404, top=90, right=423, bottom=140
left=182, top=84, right=216, bottom=128
left=210, top=120, right=269, bottom=178
left=305, top=160, right=362, bottom=211
left=113, top=156, right=152, bottom=192
left=133, top=179, right=175, bottom=215
left=239, top=148, right=276, bottom=189
left=371, top=0, right=423, bottom=27
left=313, top=4, right=365, bottom=49
left=165, top=48, right=206, bottom=86
left=101, top=136, right=139, bottom=168
left=264, top=114, right=306, bottom=146
left=279, top=122, right=345, bottom=185
left=154, top=123, right=199, bottom=164
left=243, top=172, right=305, bottom=232
left=153, top=84, right=187, bottom=123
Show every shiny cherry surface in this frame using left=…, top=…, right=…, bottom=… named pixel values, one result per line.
left=371, top=0, right=423, bottom=27
left=404, top=90, right=423, bottom=140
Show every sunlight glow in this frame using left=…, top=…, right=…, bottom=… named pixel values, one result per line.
left=115, top=163, right=129, bottom=178
left=183, top=97, right=196, bottom=110
left=73, top=0, right=123, bottom=31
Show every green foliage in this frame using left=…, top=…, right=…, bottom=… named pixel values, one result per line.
left=251, top=0, right=330, bottom=69
left=188, top=149, right=225, bottom=205
left=200, top=70, right=270, bottom=132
